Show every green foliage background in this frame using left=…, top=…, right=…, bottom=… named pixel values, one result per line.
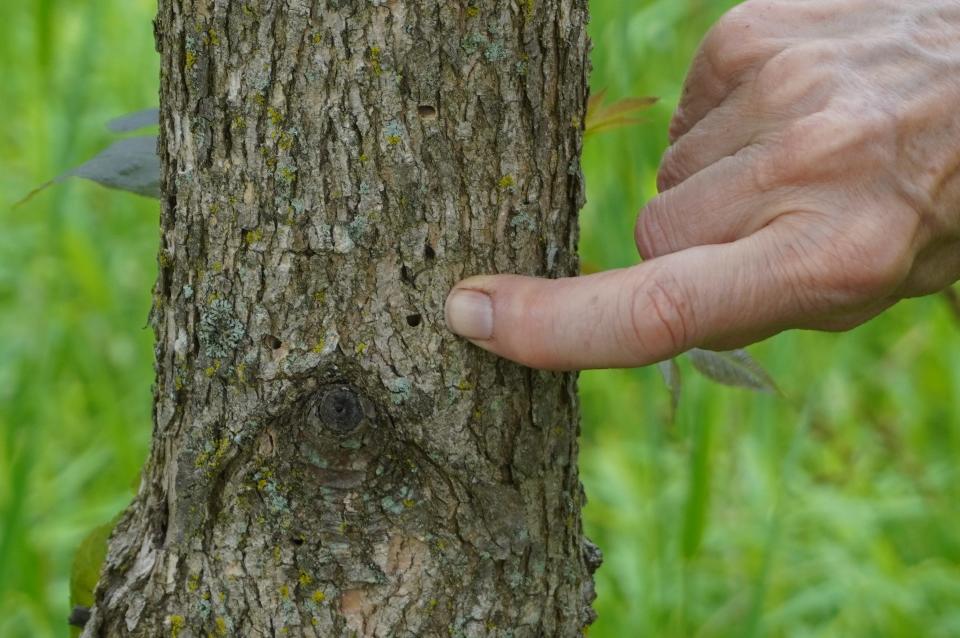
left=1, top=1, right=959, bottom=636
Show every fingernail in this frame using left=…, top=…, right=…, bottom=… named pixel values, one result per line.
left=445, top=289, right=494, bottom=340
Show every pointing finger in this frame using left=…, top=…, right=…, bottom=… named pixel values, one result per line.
left=445, top=225, right=827, bottom=371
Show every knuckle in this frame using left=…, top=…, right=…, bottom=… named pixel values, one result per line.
left=657, top=144, right=689, bottom=192
left=621, top=266, right=695, bottom=361
left=748, top=144, right=796, bottom=193
left=753, top=45, right=835, bottom=115
left=705, top=3, right=771, bottom=80
left=775, top=214, right=914, bottom=311
left=755, top=103, right=900, bottom=192
left=829, top=227, right=913, bottom=299
left=750, top=114, right=837, bottom=191
left=635, top=195, right=675, bottom=260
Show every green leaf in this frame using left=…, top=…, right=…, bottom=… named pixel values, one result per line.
left=687, top=348, right=779, bottom=394
left=16, top=128, right=160, bottom=207
left=68, top=520, right=115, bottom=635
left=106, top=108, right=159, bottom=133
left=585, top=88, right=657, bottom=137
left=66, top=135, right=161, bottom=198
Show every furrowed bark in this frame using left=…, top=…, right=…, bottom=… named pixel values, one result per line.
left=84, top=0, right=594, bottom=635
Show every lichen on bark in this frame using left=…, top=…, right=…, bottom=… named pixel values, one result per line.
left=83, top=0, right=595, bottom=635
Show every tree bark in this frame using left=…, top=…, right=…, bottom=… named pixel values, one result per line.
left=84, top=0, right=593, bottom=635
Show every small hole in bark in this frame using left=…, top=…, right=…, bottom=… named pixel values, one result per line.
left=417, top=104, right=437, bottom=120
left=263, top=335, right=283, bottom=350
left=406, top=313, right=422, bottom=327
left=423, top=243, right=435, bottom=260
left=291, top=536, right=305, bottom=546
left=400, top=265, right=414, bottom=286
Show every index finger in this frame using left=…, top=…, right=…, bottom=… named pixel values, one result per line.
left=445, top=224, right=823, bottom=371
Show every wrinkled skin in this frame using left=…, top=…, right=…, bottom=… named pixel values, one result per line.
left=445, top=0, right=960, bottom=371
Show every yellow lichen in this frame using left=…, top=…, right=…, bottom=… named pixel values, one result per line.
left=369, top=46, right=383, bottom=76
left=205, top=360, right=221, bottom=378
left=277, top=131, right=294, bottom=151
left=299, top=571, right=313, bottom=587
left=185, top=51, right=197, bottom=71
left=169, top=615, right=186, bottom=638
left=498, top=174, right=515, bottom=190
left=267, top=107, right=284, bottom=126
left=312, top=590, right=326, bottom=603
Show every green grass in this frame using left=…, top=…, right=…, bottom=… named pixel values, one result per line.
left=1, top=1, right=959, bottom=637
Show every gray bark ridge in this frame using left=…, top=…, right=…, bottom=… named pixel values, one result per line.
left=84, top=0, right=596, bottom=636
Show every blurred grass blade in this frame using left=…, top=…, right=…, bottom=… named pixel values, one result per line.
left=585, top=89, right=657, bottom=137
left=688, top=348, right=779, bottom=394
left=106, top=108, right=159, bottom=133
left=682, top=417, right=712, bottom=559
left=656, top=359, right=682, bottom=422
left=16, top=135, right=160, bottom=207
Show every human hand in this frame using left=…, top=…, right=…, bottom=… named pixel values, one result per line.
left=445, top=0, right=960, bottom=371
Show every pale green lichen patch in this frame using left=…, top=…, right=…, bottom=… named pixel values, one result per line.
left=384, top=121, right=404, bottom=146
left=462, top=32, right=487, bottom=55
left=484, top=41, right=507, bottom=62
left=198, top=300, right=245, bottom=358
left=510, top=210, right=536, bottom=231
left=254, top=469, right=289, bottom=513
left=387, top=377, right=412, bottom=405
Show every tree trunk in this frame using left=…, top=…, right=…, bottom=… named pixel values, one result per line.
left=84, top=0, right=593, bottom=635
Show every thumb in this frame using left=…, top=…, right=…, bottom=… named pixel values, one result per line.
left=444, top=230, right=796, bottom=370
